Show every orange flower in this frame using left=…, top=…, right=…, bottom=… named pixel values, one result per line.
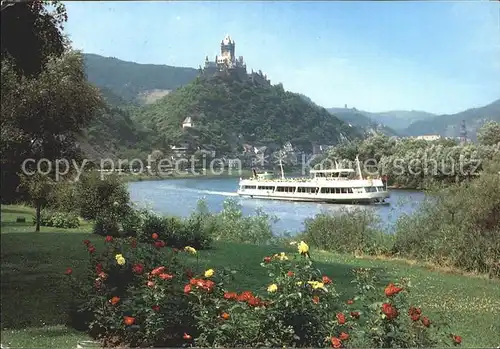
left=64, top=267, right=72, bottom=275
left=322, top=276, right=332, bottom=284
left=330, top=337, right=342, bottom=348
left=123, top=316, right=135, bottom=326
left=184, top=284, right=192, bottom=294
left=183, top=333, right=192, bottom=340
left=152, top=233, right=159, bottom=240
left=158, top=273, right=173, bottom=280
left=384, top=283, right=403, bottom=297
left=346, top=299, right=354, bottom=305
left=339, top=332, right=349, bottom=341
left=151, top=266, right=166, bottom=276
left=287, top=271, right=294, bottom=277
left=382, top=303, right=398, bottom=320
left=312, top=296, right=319, bottom=304
left=221, top=312, right=230, bottom=320
left=421, top=316, right=431, bottom=327
left=109, top=296, right=120, bottom=305
left=336, top=312, right=346, bottom=325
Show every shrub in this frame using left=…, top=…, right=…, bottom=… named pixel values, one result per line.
left=207, top=198, right=276, bottom=244
left=32, top=209, right=80, bottom=229
left=393, top=173, right=500, bottom=276
left=75, top=172, right=130, bottom=221
left=302, top=208, right=389, bottom=255
left=46, top=180, right=78, bottom=213
left=66, top=238, right=461, bottom=348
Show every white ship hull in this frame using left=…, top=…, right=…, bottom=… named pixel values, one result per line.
left=237, top=178, right=390, bottom=204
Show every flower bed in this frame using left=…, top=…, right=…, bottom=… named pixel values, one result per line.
left=65, top=235, right=462, bottom=348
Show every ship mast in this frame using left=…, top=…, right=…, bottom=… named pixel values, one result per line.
left=356, top=155, right=363, bottom=180
left=279, top=156, right=285, bottom=179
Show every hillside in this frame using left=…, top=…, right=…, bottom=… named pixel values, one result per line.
left=327, top=107, right=398, bottom=137
left=404, top=98, right=500, bottom=139
left=135, top=76, right=361, bottom=153
left=83, top=53, right=199, bottom=104
left=370, top=110, right=437, bottom=130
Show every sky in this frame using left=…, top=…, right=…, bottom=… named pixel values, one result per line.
left=63, top=1, right=500, bottom=114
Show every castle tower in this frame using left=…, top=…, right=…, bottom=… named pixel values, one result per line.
left=220, top=34, right=235, bottom=61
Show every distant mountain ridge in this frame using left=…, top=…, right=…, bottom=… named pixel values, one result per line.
left=327, top=107, right=399, bottom=137
left=403, top=98, right=500, bottom=140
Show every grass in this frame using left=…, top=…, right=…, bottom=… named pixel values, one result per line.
left=1, top=205, right=500, bottom=348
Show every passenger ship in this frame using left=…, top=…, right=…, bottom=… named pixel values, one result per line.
left=237, top=157, right=389, bottom=204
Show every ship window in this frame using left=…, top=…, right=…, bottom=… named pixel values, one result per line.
left=365, top=187, right=377, bottom=193
left=377, top=186, right=385, bottom=191
left=341, top=188, right=347, bottom=194
left=276, top=186, right=286, bottom=192
left=244, top=185, right=256, bottom=190
left=347, top=188, right=353, bottom=193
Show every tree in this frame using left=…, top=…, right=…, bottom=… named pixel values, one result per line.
left=19, top=173, right=53, bottom=232
left=477, top=121, right=500, bottom=146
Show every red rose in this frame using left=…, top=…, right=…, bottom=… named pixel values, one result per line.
left=130, top=238, right=137, bottom=248
left=152, top=305, right=160, bottom=312
left=336, top=312, right=346, bottom=325
left=350, top=311, right=360, bottom=319
left=408, top=306, right=422, bottom=321
left=346, top=299, right=354, bottom=305
left=64, top=267, right=72, bottom=275
left=152, top=233, right=159, bottom=240
left=312, top=296, right=319, bottom=304
left=151, top=266, right=166, bottom=276
left=287, top=271, right=294, bottom=277
left=247, top=296, right=263, bottom=307
left=421, top=316, right=431, bottom=327
left=95, top=263, right=103, bottom=274
left=224, top=292, right=237, bottom=300
left=184, top=284, right=192, bottom=294
left=339, top=332, right=349, bottom=341
left=452, top=335, right=462, bottom=345
left=382, top=303, right=398, bottom=320
left=147, top=281, right=155, bottom=288
left=263, top=256, right=271, bottom=263
left=183, top=333, right=192, bottom=340
left=322, top=276, right=332, bottom=284
left=88, top=246, right=96, bottom=254
left=384, top=283, right=403, bottom=297
left=154, top=240, right=165, bottom=248
left=158, top=273, right=173, bottom=280
left=105, top=235, right=113, bottom=242
left=330, top=337, right=342, bottom=348
left=132, top=263, right=144, bottom=274
left=237, top=291, right=254, bottom=302
left=83, top=239, right=91, bottom=245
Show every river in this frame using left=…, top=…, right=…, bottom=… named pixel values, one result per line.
left=128, top=177, right=426, bottom=234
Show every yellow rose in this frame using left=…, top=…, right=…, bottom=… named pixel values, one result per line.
left=307, top=281, right=325, bottom=290
left=116, top=257, right=126, bottom=265
left=296, top=281, right=303, bottom=286
left=184, top=246, right=197, bottom=254
left=278, top=252, right=288, bottom=261
left=267, top=283, right=278, bottom=293
left=298, top=241, right=309, bottom=255
left=204, top=269, right=214, bottom=278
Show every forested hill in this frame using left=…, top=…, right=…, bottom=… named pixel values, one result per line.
left=83, top=53, right=199, bottom=104
left=134, top=75, right=362, bottom=153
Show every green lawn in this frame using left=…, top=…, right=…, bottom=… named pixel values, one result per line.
left=1, top=205, right=500, bottom=348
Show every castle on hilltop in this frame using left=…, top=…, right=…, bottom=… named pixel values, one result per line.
left=200, top=35, right=270, bottom=85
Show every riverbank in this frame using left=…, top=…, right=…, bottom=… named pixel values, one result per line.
left=1, top=205, right=499, bottom=348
